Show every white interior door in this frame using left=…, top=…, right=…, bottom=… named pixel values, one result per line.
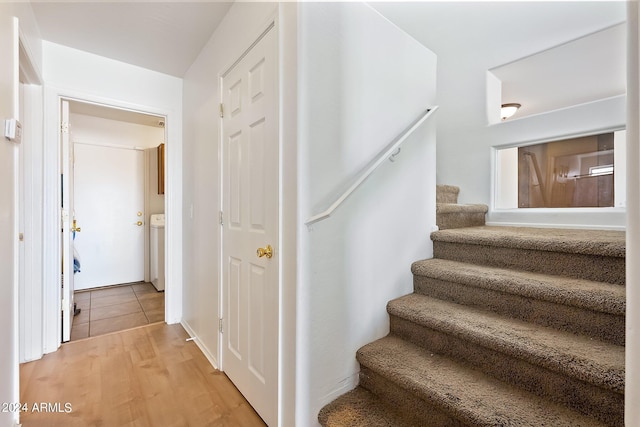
left=61, top=99, right=75, bottom=342
left=221, top=23, right=279, bottom=426
left=73, top=143, right=145, bottom=290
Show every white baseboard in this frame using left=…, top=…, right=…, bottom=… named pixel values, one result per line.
left=180, top=320, right=219, bottom=370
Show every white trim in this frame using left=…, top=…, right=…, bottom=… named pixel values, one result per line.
left=181, top=320, right=219, bottom=370
left=278, top=4, right=298, bottom=426
left=17, top=26, right=42, bottom=86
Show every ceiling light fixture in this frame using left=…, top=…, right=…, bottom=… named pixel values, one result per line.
left=501, top=103, right=521, bottom=120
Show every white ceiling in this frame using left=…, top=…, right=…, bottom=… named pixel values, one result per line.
left=29, top=1, right=627, bottom=122
left=30, top=1, right=233, bottom=78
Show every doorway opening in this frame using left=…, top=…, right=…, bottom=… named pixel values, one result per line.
left=59, top=99, right=168, bottom=342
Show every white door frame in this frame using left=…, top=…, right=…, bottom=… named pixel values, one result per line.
left=41, top=88, right=180, bottom=353
left=218, top=16, right=280, bottom=425
left=60, top=99, right=75, bottom=342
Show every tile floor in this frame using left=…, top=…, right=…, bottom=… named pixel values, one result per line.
left=71, top=282, right=165, bottom=341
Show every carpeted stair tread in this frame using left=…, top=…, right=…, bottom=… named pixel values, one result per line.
left=436, top=203, right=488, bottom=214
left=387, top=294, right=624, bottom=394
left=411, top=258, right=625, bottom=316
left=318, top=387, right=413, bottom=427
left=358, top=335, right=608, bottom=427
left=431, top=226, right=625, bottom=258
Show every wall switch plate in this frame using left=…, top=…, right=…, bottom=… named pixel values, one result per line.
left=4, top=118, right=22, bottom=143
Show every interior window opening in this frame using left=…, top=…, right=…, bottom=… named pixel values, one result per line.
left=495, top=130, right=626, bottom=209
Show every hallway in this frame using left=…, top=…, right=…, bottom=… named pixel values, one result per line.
left=20, top=323, right=266, bottom=426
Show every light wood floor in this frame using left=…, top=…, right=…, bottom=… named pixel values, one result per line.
left=20, top=323, right=266, bottom=427
left=71, top=282, right=165, bottom=341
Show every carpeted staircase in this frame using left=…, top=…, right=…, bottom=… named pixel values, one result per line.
left=319, top=185, right=625, bottom=427
left=436, top=184, right=488, bottom=230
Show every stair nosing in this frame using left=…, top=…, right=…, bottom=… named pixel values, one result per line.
left=387, top=294, right=624, bottom=394
left=318, top=387, right=412, bottom=426
left=358, top=335, right=607, bottom=427
left=411, top=258, right=625, bottom=316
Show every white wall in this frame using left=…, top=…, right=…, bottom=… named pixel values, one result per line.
left=297, top=3, right=437, bottom=425
left=41, top=41, right=183, bottom=354
left=0, top=3, right=42, bottom=425
left=439, top=32, right=626, bottom=229
left=372, top=1, right=627, bottom=229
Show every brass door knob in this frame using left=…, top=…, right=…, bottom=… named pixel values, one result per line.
left=136, top=221, right=143, bottom=226
left=72, top=220, right=81, bottom=233
left=257, top=245, right=273, bottom=259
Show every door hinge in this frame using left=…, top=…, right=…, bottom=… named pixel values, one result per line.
left=219, top=318, right=224, bottom=334
left=60, top=122, right=69, bottom=134
left=219, top=103, right=224, bottom=118
left=219, top=210, right=224, bottom=226
left=61, top=299, right=66, bottom=312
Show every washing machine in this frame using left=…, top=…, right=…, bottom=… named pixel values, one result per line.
left=150, top=214, right=165, bottom=291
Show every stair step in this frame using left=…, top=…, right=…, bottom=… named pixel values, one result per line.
left=388, top=294, right=624, bottom=425
left=318, top=387, right=418, bottom=427
left=436, top=184, right=460, bottom=204
left=412, top=258, right=625, bottom=344
left=388, top=294, right=624, bottom=392
left=432, top=226, right=625, bottom=284
left=436, top=203, right=487, bottom=230
left=358, top=335, right=608, bottom=427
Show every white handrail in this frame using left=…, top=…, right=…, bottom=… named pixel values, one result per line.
left=305, top=106, right=439, bottom=227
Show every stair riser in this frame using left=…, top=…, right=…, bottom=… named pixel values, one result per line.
left=390, top=317, right=623, bottom=426
left=436, top=185, right=460, bottom=204
left=433, top=241, right=625, bottom=285
left=413, top=276, right=624, bottom=345
left=436, top=212, right=486, bottom=230
left=359, top=367, right=467, bottom=427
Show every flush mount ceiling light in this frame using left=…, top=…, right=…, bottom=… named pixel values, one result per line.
left=501, top=103, right=521, bottom=120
